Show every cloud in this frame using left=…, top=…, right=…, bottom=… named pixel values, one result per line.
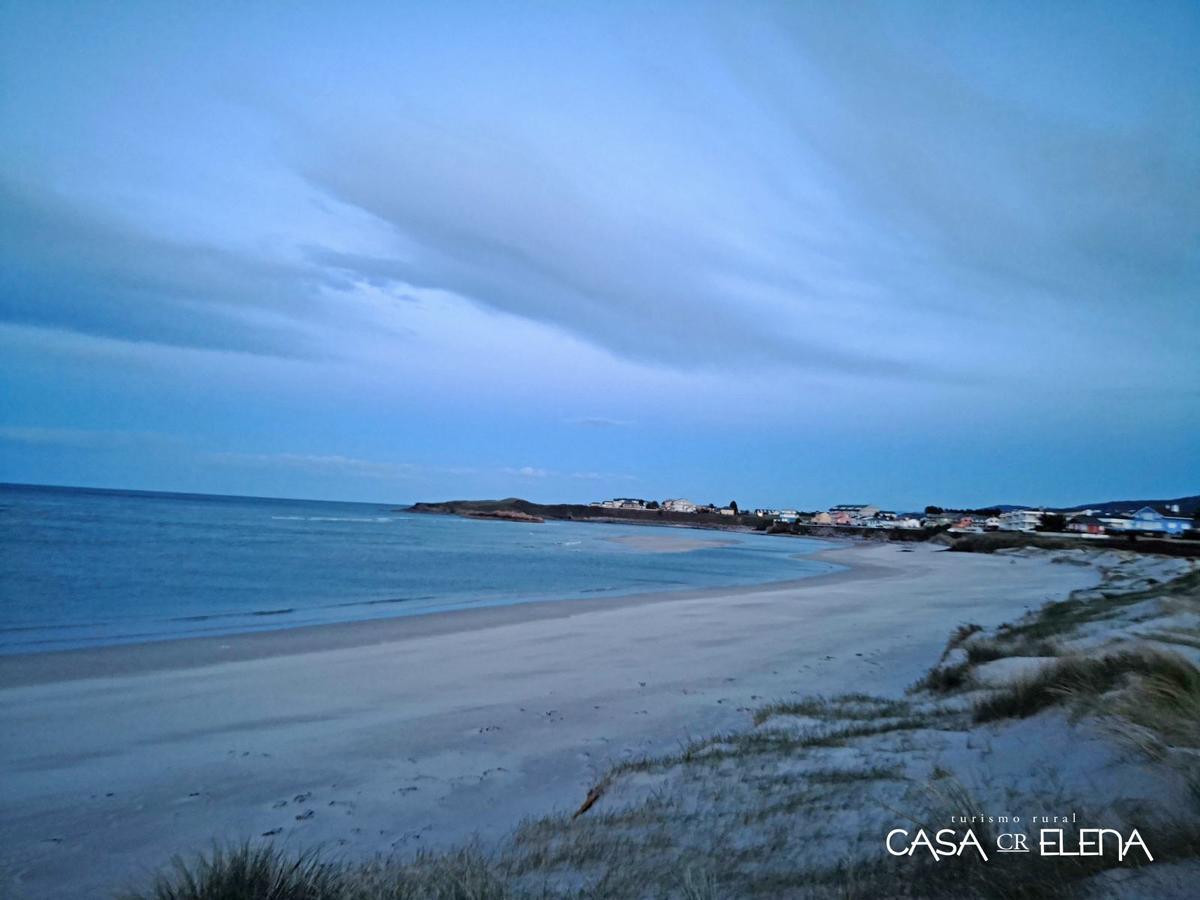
left=0, top=181, right=393, bottom=360
left=1, top=1, right=1195, bottom=397
left=275, top=3, right=1195, bottom=384
left=738, top=4, right=1199, bottom=342
left=295, top=123, right=947, bottom=379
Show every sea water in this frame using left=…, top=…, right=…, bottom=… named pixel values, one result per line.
left=0, top=484, right=836, bottom=653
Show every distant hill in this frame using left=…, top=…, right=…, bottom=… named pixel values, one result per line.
left=979, top=495, right=1199, bottom=516
left=1055, top=495, right=1199, bottom=516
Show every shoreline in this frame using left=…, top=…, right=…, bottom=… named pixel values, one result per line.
left=0, top=541, right=868, bottom=688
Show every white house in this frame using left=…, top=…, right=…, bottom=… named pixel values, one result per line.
left=597, top=498, right=648, bottom=510
left=1000, top=509, right=1043, bottom=532
left=1113, top=507, right=1191, bottom=537
left=662, top=498, right=697, bottom=513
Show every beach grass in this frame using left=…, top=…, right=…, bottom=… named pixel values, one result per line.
left=117, top=843, right=341, bottom=900
left=973, top=648, right=1200, bottom=724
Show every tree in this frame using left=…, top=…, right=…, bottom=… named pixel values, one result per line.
left=1039, top=513, right=1068, bottom=533
left=925, top=505, right=944, bottom=515
left=729, top=500, right=739, bottom=514
left=645, top=500, right=660, bottom=510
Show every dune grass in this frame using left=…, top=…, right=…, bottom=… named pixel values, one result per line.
left=120, top=844, right=519, bottom=900
left=974, top=648, right=1200, bottom=724
left=751, top=694, right=914, bottom=726
left=963, top=637, right=1059, bottom=665
left=118, top=843, right=341, bottom=900
left=998, top=569, right=1200, bottom=643
left=910, top=661, right=970, bottom=694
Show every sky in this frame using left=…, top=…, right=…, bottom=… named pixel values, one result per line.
left=1, top=0, right=1197, bottom=511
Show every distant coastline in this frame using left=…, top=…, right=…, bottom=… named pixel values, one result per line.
left=411, top=497, right=1200, bottom=558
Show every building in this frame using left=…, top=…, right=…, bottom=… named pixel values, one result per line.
left=921, top=512, right=958, bottom=528
left=811, top=511, right=833, bottom=525
left=1000, top=509, right=1043, bottom=532
left=1067, top=515, right=1106, bottom=535
left=1115, top=507, right=1191, bottom=537
left=718, top=507, right=736, bottom=517
left=662, top=498, right=697, bottom=513
left=829, top=504, right=880, bottom=523
left=596, top=498, right=648, bottom=510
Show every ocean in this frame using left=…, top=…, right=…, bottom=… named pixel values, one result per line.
left=0, top=483, right=836, bottom=654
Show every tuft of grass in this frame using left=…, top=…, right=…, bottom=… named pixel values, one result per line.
left=804, top=765, right=903, bottom=784
left=911, top=662, right=970, bottom=694
left=938, top=623, right=982, bottom=663
left=118, top=843, right=341, bottom=900
left=752, top=694, right=913, bottom=726
left=120, top=844, right=521, bottom=900
left=1141, top=629, right=1200, bottom=652
left=999, top=569, right=1200, bottom=643
left=974, top=649, right=1200, bottom=724
left=351, top=849, right=516, bottom=899
left=1111, top=655, right=1200, bottom=760
left=963, top=637, right=1059, bottom=666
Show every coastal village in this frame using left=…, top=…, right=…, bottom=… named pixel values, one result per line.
left=589, top=497, right=1199, bottom=538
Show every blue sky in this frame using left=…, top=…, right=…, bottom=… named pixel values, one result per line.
left=1, top=0, right=1197, bottom=510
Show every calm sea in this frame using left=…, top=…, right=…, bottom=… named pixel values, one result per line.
left=0, top=484, right=836, bottom=654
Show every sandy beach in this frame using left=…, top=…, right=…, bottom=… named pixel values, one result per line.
left=0, top=541, right=1104, bottom=898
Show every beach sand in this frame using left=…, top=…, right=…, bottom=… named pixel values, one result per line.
left=0, top=541, right=1103, bottom=898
